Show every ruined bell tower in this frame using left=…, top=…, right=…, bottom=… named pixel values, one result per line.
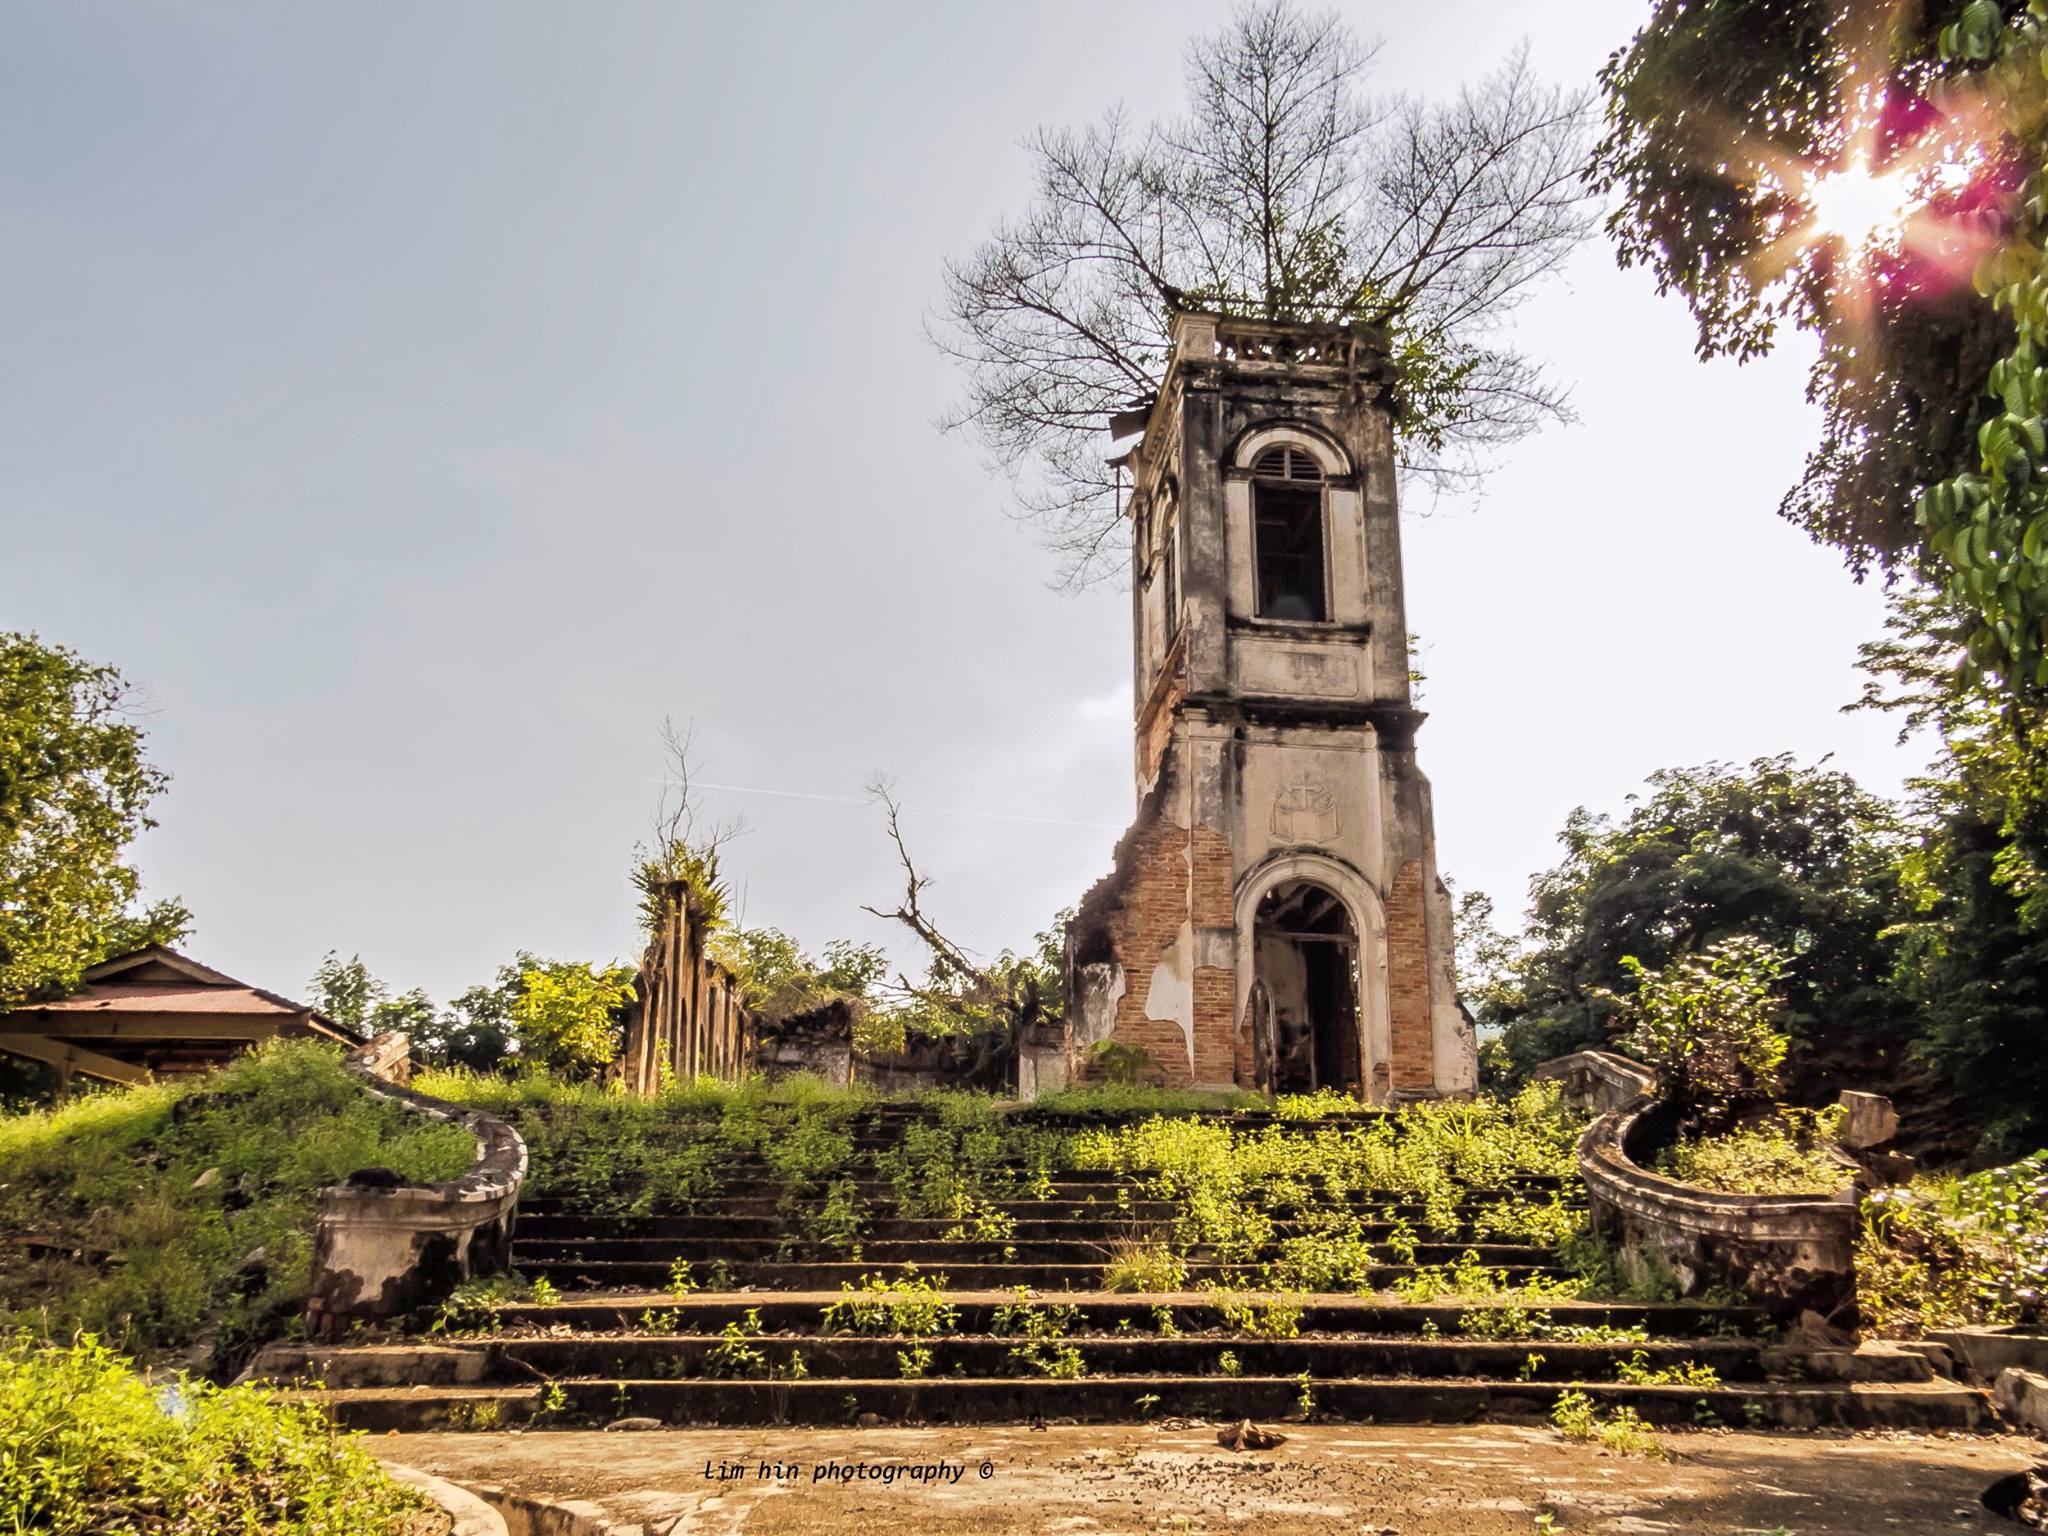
left=1061, top=311, right=1476, bottom=1103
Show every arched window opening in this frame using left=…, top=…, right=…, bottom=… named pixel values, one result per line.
left=1251, top=446, right=1327, bottom=622
left=1252, top=880, right=1360, bottom=1095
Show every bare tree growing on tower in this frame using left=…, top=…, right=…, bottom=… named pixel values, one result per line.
left=933, top=1, right=1597, bottom=585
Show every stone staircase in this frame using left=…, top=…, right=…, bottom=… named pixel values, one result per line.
left=259, top=1101, right=1992, bottom=1432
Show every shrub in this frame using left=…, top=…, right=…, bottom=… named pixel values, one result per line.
left=1457, top=1302, right=1553, bottom=1339
left=1391, top=1249, right=1509, bottom=1303
left=1274, top=1226, right=1381, bottom=1292
left=706, top=1311, right=767, bottom=1378
left=1066, top=1083, right=1584, bottom=1272
left=1025, top=1081, right=1259, bottom=1117
left=1198, top=1285, right=1304, bottom=1338
left=0, top=1042, right=475, bottom=1363
left=430, top=1272, right=557, bottom=1334
left=1610, top=937, right=1789, bottom=1119
left=419, top=1067, right=871, bottom=1219
left=991, top=1291, right=1086, bottom=1378
left=507, top=960, right=637, bottom=1077
left=1272, top=1088, right=1359, bottom=1120
left=0, top=1332, right=430, bottom=1535
left=1859, top=1152, right=2048, bottom=1335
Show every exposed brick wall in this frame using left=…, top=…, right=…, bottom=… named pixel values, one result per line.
left=1098, top=747, right=1198, bottom=1084
left=1191, top=964, right=1238, bottom=1083
left=1190, top=821, right=1234, bottom=930
left=1385, top=858, right=1436, bottom=1094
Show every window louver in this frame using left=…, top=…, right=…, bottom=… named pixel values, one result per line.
left=1253, top=445, right=1323, bottom=481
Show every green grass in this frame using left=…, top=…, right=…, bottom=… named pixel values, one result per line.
left=1659, top=1117, right=1848, bottom=1195
left=0, top=1041, right=475, bottom=1367
left=0, top=1331, right=432, bottom=1536
left=419, top=1067, right=875, bottom=1217
left=1023, top=1082, right=1262, bottom=1117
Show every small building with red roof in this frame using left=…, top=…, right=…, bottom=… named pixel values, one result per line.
left=0, top=945, right=356, bottom=1090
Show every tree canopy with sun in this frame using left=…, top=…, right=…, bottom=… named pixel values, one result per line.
left=1597, top=1, right=2018, bottom=565
left=1597, top=0, right=2048, bottom=694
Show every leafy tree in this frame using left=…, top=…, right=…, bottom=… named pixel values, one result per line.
left=1610, top=937, right=1791, bottom=1124
left=937, top=1, right=1596, bottom=581
left=434, top=960, right=532, bottom=1074
left=370, top=987, right=438, bottom=1040
left=510, top=960, right=636, bottom=1078
left=1451, top=884, right=1528, bottom=1087
left=1450, top=883, right=1524, bottom=1025
left=1492, top=757, right=1912, bottom=1089
left=307, top=952, right=381, bottom=1036
left=1593, top=0, right=2009, bottom=570
left=0, top=633, right=188, bottom=1007
left=308, top=950, right=562, bottom=1074
left=307, top=952, right=435, bottom=1040
left=1593, top=0, right=2048, bottom=694
left=1854, top=584, right=2048, bottom=1156
left=1909, top=6, right=2048, bottom=692
left=714, top=927, right=887, bottom=1025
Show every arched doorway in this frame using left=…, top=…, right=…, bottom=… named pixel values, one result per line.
left=1252, top=880, right=1362, bottom=1095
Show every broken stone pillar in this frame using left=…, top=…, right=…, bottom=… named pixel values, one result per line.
left=1835, top=1090, right=1900, bottom=1150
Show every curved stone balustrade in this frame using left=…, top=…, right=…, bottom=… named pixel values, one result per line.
left=1534, top=1050, right=1858, bottom=1317
left=305, top=1032, right=527, bottom=1339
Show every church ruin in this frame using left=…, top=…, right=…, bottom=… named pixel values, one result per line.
left=1059, top=311, right=1477, bottom=1102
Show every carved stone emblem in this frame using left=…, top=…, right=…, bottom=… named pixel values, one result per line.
left=1270, top=769, right=1339, bottom=844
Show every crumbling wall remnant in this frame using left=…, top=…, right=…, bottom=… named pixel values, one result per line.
left=619, top=880, right=754, bottom=1095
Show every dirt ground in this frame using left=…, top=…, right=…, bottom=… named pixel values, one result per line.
left=383, top=1422, right=2044, bottom=1535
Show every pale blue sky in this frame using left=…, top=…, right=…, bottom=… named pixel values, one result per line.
left=0, top=2, right=1915, bottom=1006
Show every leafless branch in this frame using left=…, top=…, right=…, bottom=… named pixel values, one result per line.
left=859, top=773, right=990, bottom=990
left=651, top=716, right=746, bottom=870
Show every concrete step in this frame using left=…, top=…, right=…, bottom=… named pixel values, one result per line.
left=286, top=1375, right=1992, bottom=1433
left=256, top=1334, right=1774, bottom=1389
left=514, top=1213, right=1178, bottom=1240
left=457, top=1291, right=1774, bottom=1339
left=515, top=1192, right=1579, bottom=1222
left=510, top=1107, right=1398, bottom=1130
left=509, top=1214, right=1537, bottom=1243
left=512, top=1258, right=1577, bottom=1292
left=509, top=1238, right=1555, bottom=1268
left=516, top=1179, right=1567, bottom=1209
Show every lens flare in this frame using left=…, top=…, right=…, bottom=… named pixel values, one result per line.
left=1807, top=154, right=1917, bottom=251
